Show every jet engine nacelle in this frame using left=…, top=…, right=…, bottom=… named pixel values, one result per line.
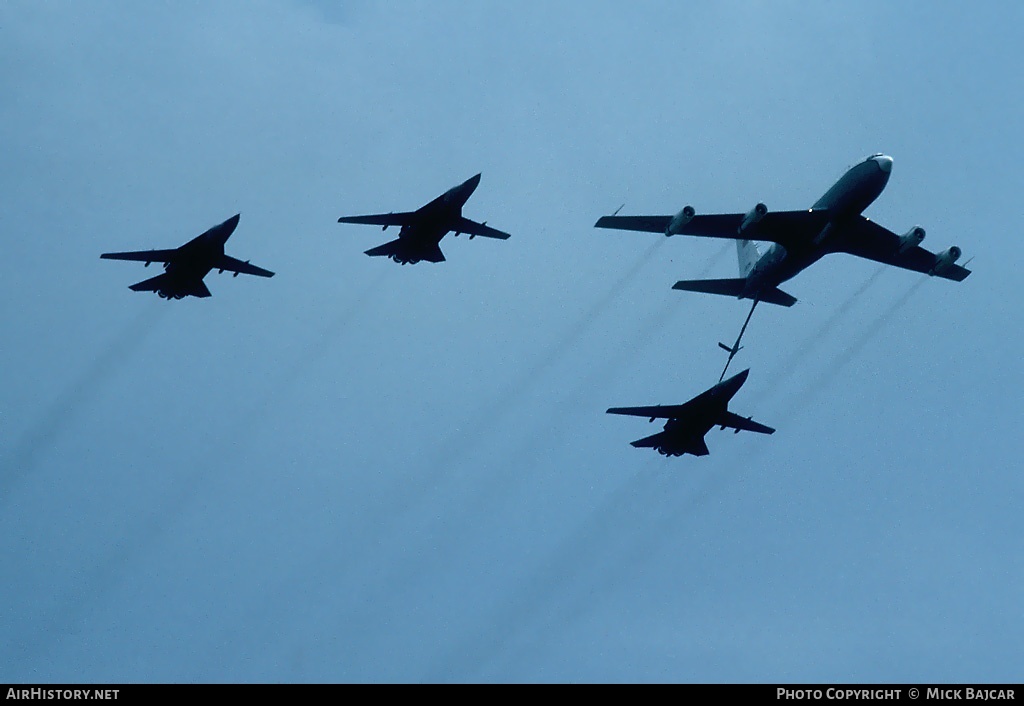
left=737, top=203, right=768, bottom=236
left=665, top=205, right=696, bottom=236
left=930, top=246, right=962, bottom=276
left=898, top=226, right=926, bottom=254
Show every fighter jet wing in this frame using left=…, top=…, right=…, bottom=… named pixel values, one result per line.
left=595, top=210, right=830, bottom=250
left=215, top=255, right=275, bottom=278
left=607, top=403, right=691, bottom=419
left=456, top=217, right=511, bottom=240
left=835, top=217, right=971, bottom=282
left=717, top=410, right=775, bottom=435
left=337, top=212, right=417, bottom=227
left=100, top=249, right=178, bottom=263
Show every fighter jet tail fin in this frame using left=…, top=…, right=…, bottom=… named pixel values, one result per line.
left=672, top=278, right=796, bottom=307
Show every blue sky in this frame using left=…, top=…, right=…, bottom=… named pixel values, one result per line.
left=2, top=0, right=1021, bottom=683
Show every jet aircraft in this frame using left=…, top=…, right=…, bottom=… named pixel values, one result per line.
left=100, top=214, right=274, bottom=299
left=595, top=154, right=971, bottom=307
left=337, top=173, right=510, bottom=264
left=606, top=368, right=774, bottom=457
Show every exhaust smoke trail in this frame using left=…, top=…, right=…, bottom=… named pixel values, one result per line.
left=425, top=453, right=733, bottom=681
left=776, top=275, right=929, bottom=425
left=220, top=268, right=391, bottom=439
left=188, top=238, right=684, bottom=668
left=1, top=305, right=168, bottom=501
left=427, top=237, right=669, bottom=475
left=401, top=242, right=734, bottom=561
left=450, top=434, right=765, bottom=681
left=425, top=252, right=900, bottom=679
left=10, top=272, right=392, bottom=674
left=409, top=244, right=739, bottom=679
left=745, top=265, right=887, bottom=408
left=510, top=242, right=734, bottom=467
left=470, top=270, right=905, bottom=676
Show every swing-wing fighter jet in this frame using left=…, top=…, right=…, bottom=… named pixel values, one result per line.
left=101, top=214, right=274, bottom=299
left=337, top=173, right=510, bottom=264
left=607, top=369, right=774, bottom=457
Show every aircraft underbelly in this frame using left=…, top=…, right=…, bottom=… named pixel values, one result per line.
left=402, top=223, right=448, bottom=246
left=812, top=162, right=887, bottom=216
left=160, top=261, right=213, bottom=292
left=753, top=247, right=822, bottom=290
left=167, top=258, right=213, bottom=280
left=657, top=436, right=709, bottom=457
left=657, top=421, right=715, bottom=455
left=783, top=251, right=822, bottom=282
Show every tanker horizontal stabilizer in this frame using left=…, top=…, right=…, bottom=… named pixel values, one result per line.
left=671, top=278, right=797, bottom=307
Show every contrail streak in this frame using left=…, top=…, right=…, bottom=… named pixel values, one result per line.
left=1, top=305, right=167, bottom=501
left=401, top=245, right=738, bottom=679
left=745, top=265, right=887, bottom=408
left=188, top=238, right=682, bottom=666
left=512, top=242, right=734, bottom=465
left=221, top=269, right=391, bottom=439
left=423, top=461, right=687, bottom=681
left=445, top=439, right=760, bottom=681
left=427, top=237, right=668, bottom=475
left=10, top=272, right=392, bottom=672
left=424, top=255, right=894, bottom=679
left=777, top=275, right=928, bottom=424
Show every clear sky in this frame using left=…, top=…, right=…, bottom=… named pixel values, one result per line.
left=2, top=0, right=1021, bottom=683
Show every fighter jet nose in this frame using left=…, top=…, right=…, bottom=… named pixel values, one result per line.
left=717, top=368, right=749, bottom=393
left=731, top=368, right=750, bottom=387
left=872, top=155, right=893, bottom=173
left=466, top=173, right=482, bottom=188
left=210, top=213, right=241, bottom=242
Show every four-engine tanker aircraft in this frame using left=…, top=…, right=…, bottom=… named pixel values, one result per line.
left=100, top=214, right=275, bottom=299
left=607, top=368, right=774, bottom=457
left=337, top=173, right=510, bottom=264
left=595, top=154, right=971, bottom=308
